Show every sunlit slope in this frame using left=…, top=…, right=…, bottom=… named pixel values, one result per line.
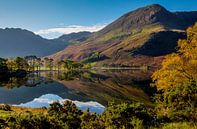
left=49, top=4, right=197, bottom=66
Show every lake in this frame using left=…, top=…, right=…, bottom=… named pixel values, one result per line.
left=0, top=70, right=155, bottom=113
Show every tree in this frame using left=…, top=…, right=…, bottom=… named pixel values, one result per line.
left=25, top=56, right=38, bottom=71
left=152, top=23, right=197, bottom=122
left=72, top=61, right=83, bottom=69
left=34, top=58, right=42, bottom=71
left=15, top=57, right=29, bottom=70
left=44, top=58, right=53, bottom=70
left=63, top=60, right=72, bottom=70
left=152, top=23, right=197, bottom=91
left=6, top=59, right=17, bottom=71
left=57, top=60, right=64, bottom=71
left=0, top=58, right=8, bottom=72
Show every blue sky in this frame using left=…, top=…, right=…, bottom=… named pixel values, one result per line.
left=0, top=0, right=197, bottom=38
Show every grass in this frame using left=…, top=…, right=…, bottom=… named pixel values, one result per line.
left=11, top=106, right=46, bottom=113
left=98, top=24, right=164, bottom=43
left=98, top=28, right=131, bottom=42
left=161, top=122, right=197, bottom=129
left=0, top=110, right=11, bottom=119
left=0, top=106, right=47, bottom=120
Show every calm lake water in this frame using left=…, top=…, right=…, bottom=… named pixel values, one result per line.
left=0, top=70, right=155, bottom=113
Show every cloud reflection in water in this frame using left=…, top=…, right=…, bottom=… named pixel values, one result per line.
left=15, top=94, right=105, bottom=114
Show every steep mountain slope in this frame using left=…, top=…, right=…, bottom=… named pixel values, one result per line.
left=49, top=4, right=197, bottom=66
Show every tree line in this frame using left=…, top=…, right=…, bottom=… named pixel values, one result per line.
left=0, top=56, right=84, bottom=74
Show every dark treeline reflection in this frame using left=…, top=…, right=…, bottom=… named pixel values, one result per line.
left=0, top=72, right=53, bottom=89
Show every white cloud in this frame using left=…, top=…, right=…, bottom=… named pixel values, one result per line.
left=35, top=24, right=107, bottom=39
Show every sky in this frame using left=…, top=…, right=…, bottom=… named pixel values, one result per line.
left=0, top=0, right=197, bottom=39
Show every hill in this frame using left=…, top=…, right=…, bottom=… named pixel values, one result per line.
left=0, top=28, right=66, bottom=57
left=54, top=31, right=92, bottom=44
left=48, top=4, right=197, bottom=66
left=0, top=28, right=91, bottom=58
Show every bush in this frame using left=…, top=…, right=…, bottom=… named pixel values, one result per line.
left=48, top=101, right=82, bottom=129
left=99, top=102, right=153, bottom=129
left=155, top=81, right=197, bottom=122
left=2, top=100, right=196, bottom=129
left=48, top=101, right=64, bottom=115
left=5, top=113, right=65, bottom=129
left=161, top=122, right=197, bottom=129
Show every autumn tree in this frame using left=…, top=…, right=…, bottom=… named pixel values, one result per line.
left=152, top=23, right=197, bottom=90
left=44, top=58, right=54, bottom=70
left=57, top=60, right=65, bottom=71
left=34, top=58, right=42, bottom=71
left=25, top=56, right=38, bottom=71
left=152, top=23, right=197, bottom=122
left=15, top=57, right=29, bottom=70
left=6, top=59, right=17, bottom=71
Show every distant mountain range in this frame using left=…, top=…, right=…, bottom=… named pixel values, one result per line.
left=53, top=31, right=92, bottom=44
left=48, top=4, right=197, bottom=66
left=0, top=28, right=91, bottom=58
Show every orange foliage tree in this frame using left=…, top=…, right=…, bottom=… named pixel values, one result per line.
left=152, top=23, right=197, bottom=91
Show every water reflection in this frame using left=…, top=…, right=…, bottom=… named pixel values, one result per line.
left=0, top=70, right=155, bottom=111
left=16, top=94, right=105, bottom=114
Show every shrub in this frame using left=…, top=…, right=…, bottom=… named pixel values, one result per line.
left=99, top=102, right=153, bottom=129
left=161, top=122, right=197, bottom=129
left=155, top=81, right=197, bottom=122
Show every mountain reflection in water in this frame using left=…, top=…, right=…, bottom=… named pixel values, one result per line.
left=0, top=70, right=156, bottom=112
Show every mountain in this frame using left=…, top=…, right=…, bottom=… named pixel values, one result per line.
left=0, top=28, right=91, bottom=58
left=0, top=28, right=66, bottom=57
left=48, top=4, right=197, bottom=66
left=54, top=31, right=92, bottom=44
